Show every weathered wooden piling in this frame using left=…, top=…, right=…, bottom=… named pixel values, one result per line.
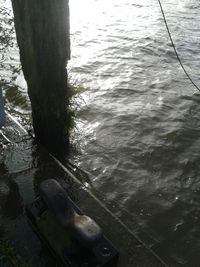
left=11, top=0, right=70, bottom=155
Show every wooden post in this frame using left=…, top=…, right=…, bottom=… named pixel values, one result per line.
left=11, top=0, right=70, bottom=155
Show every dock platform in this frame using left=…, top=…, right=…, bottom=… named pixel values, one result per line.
left=0, top=114, right=167, bottom=267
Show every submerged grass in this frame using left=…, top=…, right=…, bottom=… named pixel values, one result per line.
left=0, top=78, right=88, bottom=132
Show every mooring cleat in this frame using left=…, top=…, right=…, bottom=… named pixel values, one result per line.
left=26, top=179, right=119, bottom=266
left=39, top=179, right=74, bottom=228
left=71, top=214, right=103, bottom=248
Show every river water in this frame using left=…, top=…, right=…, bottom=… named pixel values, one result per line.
left=1, top=0, right=200, bottom=265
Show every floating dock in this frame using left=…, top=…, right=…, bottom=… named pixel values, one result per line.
left=0, top=113, right=167, bottom=267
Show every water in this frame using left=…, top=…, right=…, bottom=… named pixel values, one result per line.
left=1, top=0, right=200, bottom=265
left=0, top=0, right=30, bottom=127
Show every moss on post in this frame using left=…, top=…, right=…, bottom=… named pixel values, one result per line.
left=11, top=0, right=70, bottom=155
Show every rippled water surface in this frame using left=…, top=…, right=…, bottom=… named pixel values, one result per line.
left=1, top=0, right=200, bottom=265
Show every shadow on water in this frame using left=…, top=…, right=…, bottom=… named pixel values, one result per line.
left=0, top=179, right=23, bottom=220
left=0, top=141, right=66, bottom=266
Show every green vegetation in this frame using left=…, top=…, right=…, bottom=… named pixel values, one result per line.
left=0, top=78, right=87, bottom=133
left=0, top=240, right=37, bottom=267
left=67, top=81, right=88, bottom=130
left=68, top=82, right=87, bottom=98
left=0, top=226, right=37, bottom=267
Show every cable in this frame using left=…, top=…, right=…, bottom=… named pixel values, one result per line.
left=157, top=0, right=200, bottom=93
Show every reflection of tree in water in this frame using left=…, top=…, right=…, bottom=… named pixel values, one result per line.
left=0, top=224, right=6, bottom=239
left=0, top=162, right=8, bottom=176
left=0, top=162, right=23, bottom=219
left=32, top=145, right=75, bottom=199
left=1, top=179, right=23, bottom=219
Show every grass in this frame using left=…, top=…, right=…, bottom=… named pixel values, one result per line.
left=68, top=81, right=87, bottom=98
left=67, top=81, right=88, bottom=130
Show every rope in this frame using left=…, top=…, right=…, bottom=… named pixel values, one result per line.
left=157, top=0, right=200, bottom=93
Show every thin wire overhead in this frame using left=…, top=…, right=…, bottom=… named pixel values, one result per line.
left=157, top=0, right=200, bottom=93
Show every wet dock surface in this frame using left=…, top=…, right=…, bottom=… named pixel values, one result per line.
left=0, top=114, right=167, bottom=267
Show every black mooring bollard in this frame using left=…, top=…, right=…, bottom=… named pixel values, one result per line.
left=26, top=179, right=119, bottom=267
